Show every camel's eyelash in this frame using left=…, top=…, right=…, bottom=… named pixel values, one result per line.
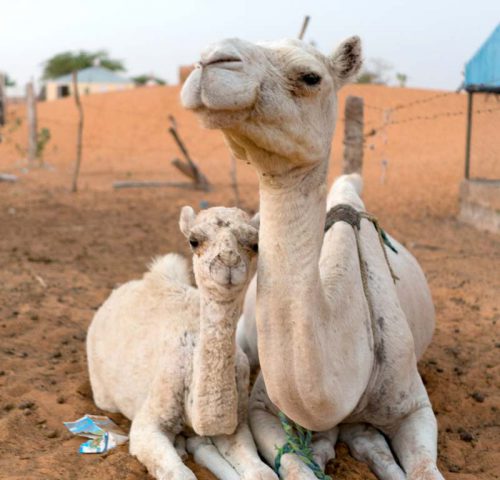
left=299, top=72, right=322, bottom=86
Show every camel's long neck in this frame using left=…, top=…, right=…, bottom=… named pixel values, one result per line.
left=191, top=292, right=241, bottom=436
left=256, top=161, right=370, bottom=430
left=257, top=163, right=329, bottom=326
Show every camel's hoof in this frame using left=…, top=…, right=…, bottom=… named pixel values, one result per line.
left=158, top=465, right=197, bottom=480
left=279, top=455, right=320, bottom=480
left=241, top=464, right=278, bottom=480
left=408, top=461, right=445, bottom=480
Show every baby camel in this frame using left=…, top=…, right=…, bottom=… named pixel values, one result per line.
left=87, top=206, right=276, bottom=480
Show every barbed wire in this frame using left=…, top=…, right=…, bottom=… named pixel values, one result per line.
left=363, top=91, right=459, bottom=113
left=1, top=89, right=499, bottom=158
left=364, top=104, right=500, bottom=138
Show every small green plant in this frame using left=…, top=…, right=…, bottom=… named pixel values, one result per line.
left=13, top=126, right=51, bottom=165
left=36, top=128, right=51, bottom=163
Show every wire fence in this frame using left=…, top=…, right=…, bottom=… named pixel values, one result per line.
left=1, top=87, right=499, bottom=185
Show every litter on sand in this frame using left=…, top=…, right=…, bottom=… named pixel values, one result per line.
left=64, top=415, right=128, bottom=453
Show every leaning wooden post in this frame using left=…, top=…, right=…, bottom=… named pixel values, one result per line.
left=71, top=71, right=84, bottom=192
left=342, top=96, right=364, bottom=174
left=26, top=81, right=38, bottom=165
left=0, top=73, right=6, bottom=127
left=298, top=15, right=310, bottom=40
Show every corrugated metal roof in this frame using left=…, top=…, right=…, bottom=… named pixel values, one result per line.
left=52, top=66, right=131, bottom=85
left=464, top=24, right=500, bottom=93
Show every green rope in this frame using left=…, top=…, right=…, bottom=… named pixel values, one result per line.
left=274, top=412, right=332, bottom=480
left=380, top=228, right=398, bottom=254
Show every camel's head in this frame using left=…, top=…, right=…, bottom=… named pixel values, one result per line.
left=182, top=36, right=362, bottom=174
left=180, top=206, right=259, bottom=300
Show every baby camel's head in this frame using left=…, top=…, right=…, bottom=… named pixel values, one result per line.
left=180, top=206, right=259, bottom=300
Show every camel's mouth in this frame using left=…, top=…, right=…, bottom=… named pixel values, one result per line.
left=209, top=262, right=248, bottom=289
left=201, top=54, right=243, bottom=68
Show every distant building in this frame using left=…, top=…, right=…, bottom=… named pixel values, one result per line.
left=45, top=66, right=135, bottom=101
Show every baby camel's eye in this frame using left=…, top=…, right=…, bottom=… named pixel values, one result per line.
left=251, top=243, right=259, bottom=253
left=299, top=72, right=322, bottom=86
left=189, top=238, right=199, bottom=249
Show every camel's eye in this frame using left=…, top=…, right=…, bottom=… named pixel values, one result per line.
left=300, top=72, right=322, bottom=86
left=251, top=243, right=259, bottom=253
left=189, top=238, right=199, bottom=249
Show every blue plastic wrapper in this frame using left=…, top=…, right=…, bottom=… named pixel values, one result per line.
left=64, top=415, right=128, bottom=454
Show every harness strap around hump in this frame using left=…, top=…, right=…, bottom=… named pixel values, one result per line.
left=324, top=203, right=399, bottom=284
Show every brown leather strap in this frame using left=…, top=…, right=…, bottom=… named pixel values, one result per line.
left=324, top=203, right=361, bottom=232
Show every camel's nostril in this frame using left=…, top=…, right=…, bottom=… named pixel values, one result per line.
left=218, top=251, right=241, bottom=268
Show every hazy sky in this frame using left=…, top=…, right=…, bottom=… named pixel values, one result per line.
left=1, top=0, right=499, bottom=94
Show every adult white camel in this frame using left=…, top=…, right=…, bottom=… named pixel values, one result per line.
left=182, top=36, right=444, bottom=480
left=87, top=206, right=277, bottom=480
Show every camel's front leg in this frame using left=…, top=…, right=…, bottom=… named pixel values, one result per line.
left=211, top=422, right=278, bottom=480
left=249, top=375, right=321, bottom=480
left=310, top=428, right=339, bottom=471
left=339, top=423, right=405, bottom=480
left=388, top=382, right=444, bottom=480
left=130, top=406, right=195, bottom=480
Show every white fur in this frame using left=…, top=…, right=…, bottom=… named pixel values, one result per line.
left=183, top=35, right=444, bottom=480
left=87, top=207, right=276, bottom=480
left=148, top=253, right=192, bottom=285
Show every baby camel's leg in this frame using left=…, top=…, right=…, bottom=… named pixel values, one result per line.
left=186, top=437, right=240, bottom=480
left=249, top=375, right=320, bottom=480
left=339, top=423, right=405, bottom=480
left=389, top=404, right=444, bottom=480
left=211, top=422, right=278, bottom=480
left=130, top=405, right=195, bottom=480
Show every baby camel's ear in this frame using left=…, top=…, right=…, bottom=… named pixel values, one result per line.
left=250, top=212, right=260, bottom=230
left=179, top=206, right=196, bottom=238
left=330, top=36, right=362, bottom=88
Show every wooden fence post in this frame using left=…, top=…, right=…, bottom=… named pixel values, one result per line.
left=464, top=92, right=473, bottom=180
left=0, top=73, right=5, bottom=127
left=26, top=82, right=37, bottom=165
left=342, top=96, right=364, bottom=175
left=230, top=156, right=240, bottom=207
left=71, top=71, right=84, bottom=192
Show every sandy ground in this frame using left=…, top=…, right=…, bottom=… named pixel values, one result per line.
left=0, top=84, right=499, bottom=479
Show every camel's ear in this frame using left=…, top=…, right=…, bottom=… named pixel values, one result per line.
left=250, top=212, right=260, bottom=230
left=179, top=206, right=196, bottom=238
left=330, top=36, right=362, bottom=88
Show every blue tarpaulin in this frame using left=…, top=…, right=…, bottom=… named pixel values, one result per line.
left=464, top=24, right=500, bottom=92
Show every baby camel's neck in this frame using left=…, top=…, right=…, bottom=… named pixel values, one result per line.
left=190, top=292, right=242, bottom=436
